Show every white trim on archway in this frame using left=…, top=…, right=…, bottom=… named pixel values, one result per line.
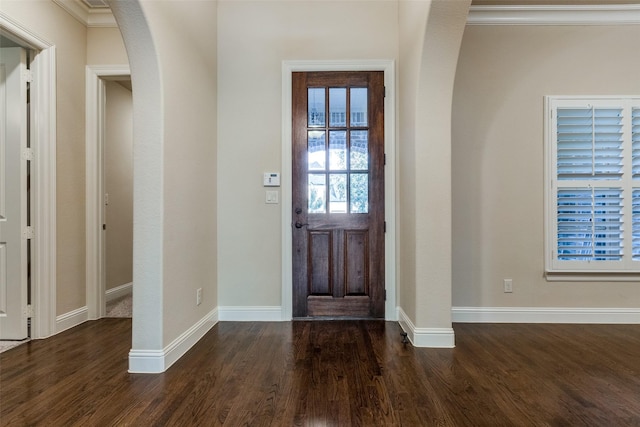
left=281, top=60, right=397, bottom=321
left=0, top=12, right=57, bottom=339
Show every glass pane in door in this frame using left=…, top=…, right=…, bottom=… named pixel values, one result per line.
left=329, top=131, right=347, bottom=171
left=308, top=174, right=327, bottom=213
left=350, top=130, right=368, bottom=170
left=329, top=174, right=347, bottom=213
left=350, top=173, right=368, bottom=213
left=329, top=88, right=346, bottom=127
left=308, top=131, right=326, bottom=171
left=308, top=88, right=325, bottom=127
left=350, top=88, right=367, bottom=127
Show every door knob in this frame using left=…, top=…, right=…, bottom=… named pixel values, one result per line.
left=295, top=221, right=308, bottom=229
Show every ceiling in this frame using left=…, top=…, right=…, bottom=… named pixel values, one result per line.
left=80, top=0, right=109, bottom=8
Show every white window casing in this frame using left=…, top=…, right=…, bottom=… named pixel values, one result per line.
left=545, top=96, right=640, bottom=279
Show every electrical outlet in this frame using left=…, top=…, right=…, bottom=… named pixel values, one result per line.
left=197, top=288, right=203, bottom=305
left=503, top=279, right=513, bottom=293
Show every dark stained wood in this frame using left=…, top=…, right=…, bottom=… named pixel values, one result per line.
left=2, top=320, right=640, bottom=426
left=292, top=71, right=385, bottom=319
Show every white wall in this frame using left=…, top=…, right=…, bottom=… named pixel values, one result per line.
left=216, top=1, right=398, bottom=309
left=452, top=24, right=640, bottom=310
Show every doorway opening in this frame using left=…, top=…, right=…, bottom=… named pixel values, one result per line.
left=85, top=65, right=132, bottom=320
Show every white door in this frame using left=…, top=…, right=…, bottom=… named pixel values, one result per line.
left=0, top=47, right=28, bottom=340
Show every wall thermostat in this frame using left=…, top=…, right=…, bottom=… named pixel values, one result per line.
left=263, top=172, right=280, bottom=187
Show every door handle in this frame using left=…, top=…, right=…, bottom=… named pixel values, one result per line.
left=294, top=221, right=308, bottom=229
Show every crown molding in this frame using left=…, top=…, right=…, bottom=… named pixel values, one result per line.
left=51, top=2, right=640, bottom=28
left=467, top=4, right=640, bottom=26
left=52, top=0, right=116, bottom=28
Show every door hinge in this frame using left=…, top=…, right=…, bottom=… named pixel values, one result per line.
left=384, top=153, right=386, bottom=165
left=23, top=69, right=33, bottom=84
left=25, top=304, right=35, bottom=318
left=384, top=221, right=386, bottom=233
left=384, top=289, right=387, bottom=301
left=384, top=86, right=386, bottom=98
left=23, top=148, right=34, bottom=161
left=23, top=226, right=34, bottom=239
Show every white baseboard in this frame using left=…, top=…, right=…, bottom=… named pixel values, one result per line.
left=397, top=307, right=455, bottom=348
left=218, top=306, right=283, bottom=321
left=106, top=282, right=133, bottom=302
left=56, top=306, right=88, bottom=334
left=129, top=307, right=218, bottom=374
left=452, top=306, right=640, bottom=324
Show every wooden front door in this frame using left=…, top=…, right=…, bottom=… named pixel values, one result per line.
left=292, top=71, right=385, bottom=318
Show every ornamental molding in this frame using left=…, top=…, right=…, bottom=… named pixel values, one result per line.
left=467, top=4, right=640, bottom=26
left=52, top=0, right=116, bottom=28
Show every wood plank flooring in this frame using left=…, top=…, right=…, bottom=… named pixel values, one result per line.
left=1, top=320, right=640, bottom=426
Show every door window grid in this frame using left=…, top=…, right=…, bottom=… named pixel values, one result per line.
left=307, top=87, right=369, bottom=214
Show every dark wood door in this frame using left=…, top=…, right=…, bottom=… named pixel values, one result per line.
left=292, top=71, right=385, bottom=318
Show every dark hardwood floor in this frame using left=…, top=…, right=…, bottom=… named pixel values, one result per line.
left=1, top=319, right=639, bottom=426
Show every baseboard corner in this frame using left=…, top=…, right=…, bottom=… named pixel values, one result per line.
left=128, top=307, right=218, bottom=374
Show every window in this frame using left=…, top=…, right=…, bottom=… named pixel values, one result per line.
left=545, top=96, right=640, bottom=276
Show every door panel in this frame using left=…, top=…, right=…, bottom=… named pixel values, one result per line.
left=292, top=71, right=384, bottom=318
left=344, top=230, right=367, bottom=294
left=0, top=47, right=28, bottom=340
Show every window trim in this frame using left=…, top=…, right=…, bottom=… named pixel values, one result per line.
left=544, top=95, right=640, bottom=280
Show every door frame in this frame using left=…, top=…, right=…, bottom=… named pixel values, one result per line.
left=0, top=12, right=57, bottom=339
left=85, top=65, right=131, bottom=320
left=281, top=60, right=396, bottom=321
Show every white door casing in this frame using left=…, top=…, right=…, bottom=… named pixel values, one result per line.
left=0, top=47, right=28, bottom=340
left=1, top=11, right=57, bottom=339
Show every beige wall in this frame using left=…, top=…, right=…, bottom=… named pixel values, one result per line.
left=87, top=27, right=128, bottom=65
left=216, top=1, right=399, bottom=308
left=452, top=24, right=640, bottom=308
left=1, top=1, right=88, bottom=315
left=131, top=1, right=218, bottom=345
left=397, top=0, right=429, bottom=325
left=104, top=81, right=133, bottom=291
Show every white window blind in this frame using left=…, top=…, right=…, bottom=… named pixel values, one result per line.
left=633, top=108, right=640, bottom=261
left=546, top=97, right=640, bottom=274
left=556, top=107, right=623, bottom=180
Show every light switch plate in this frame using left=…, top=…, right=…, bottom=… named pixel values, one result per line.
left=266, top=190, right=279, bottom=204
